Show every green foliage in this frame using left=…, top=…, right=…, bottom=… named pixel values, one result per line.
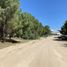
left=43, top=25, right=51, bottom=35
left=60, top=21, right=67, bottom=35
left=14, top=12, right=51, bottom=39
left=16, top=12, right=42, bottom=39
left=0, top=0, right=19, bottom=41
left=0, top=0, right=51, bottom=41
left=39, top=25, right=51, bottom=37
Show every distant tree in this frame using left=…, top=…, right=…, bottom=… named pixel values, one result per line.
left=43, top=25, right=51, bottom=36
left=60, top=21, right=67, bottom=35
left=45, top=25, right=51, bottom=33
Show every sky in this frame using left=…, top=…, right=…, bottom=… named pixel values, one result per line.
left=20, top=0, right=67, bottom=31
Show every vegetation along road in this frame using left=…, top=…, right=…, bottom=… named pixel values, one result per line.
left=0, top=36, right=67, bottom=67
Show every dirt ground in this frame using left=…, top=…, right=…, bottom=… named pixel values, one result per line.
left=0, top=36, right=67, bottom=67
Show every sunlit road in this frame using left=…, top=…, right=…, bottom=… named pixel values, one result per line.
left=0, top=36, right=67, bottom=67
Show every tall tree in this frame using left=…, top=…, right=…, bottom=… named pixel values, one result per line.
left=0, top=0, right=19, bottom=41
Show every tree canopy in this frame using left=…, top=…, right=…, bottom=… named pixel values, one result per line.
left=0, top=0, right=51, bottom=41
left=60, top=21, right=67, bottom=35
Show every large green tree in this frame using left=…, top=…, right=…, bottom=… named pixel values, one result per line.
left=0, top=0, right=19, bottom=41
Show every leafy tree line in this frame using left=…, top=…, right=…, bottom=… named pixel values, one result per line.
left=60, top=21, right=67, bottom=35
left=0, top=0, right=19, bottom=41
left=0, top=0, right=51, bottom=41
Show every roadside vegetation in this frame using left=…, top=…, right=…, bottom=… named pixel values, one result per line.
left=0, top=0, right=51, bottom=42
left=60, top=21, right=67, bottom=35
left=58, top=21, right=67, bottom=40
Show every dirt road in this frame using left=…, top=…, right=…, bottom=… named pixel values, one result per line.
left=0, top=36, right=67, bottom=67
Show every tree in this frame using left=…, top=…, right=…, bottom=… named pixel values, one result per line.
left=15, top=12, right=43, bottom=39
left=14, top=12, right=51, bottom=39
left=60, top=21, right=67, bottom=35
left=0, top=0, right=19, bottom=41
left=0, top=0, right=51, bottom=41
left=42, top=25, right=51, bottom=36
left=20, top=12, right=39, bottom=39
left=44, top=25, right=51, bottom=34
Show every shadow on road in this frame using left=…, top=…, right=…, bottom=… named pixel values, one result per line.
left=53, top=37, right=67, bottom=42
left=0, top=38, right=20, bottom=43
left=63, top=44, right=67, bottom=47
left=53, top=37, right=67, bottom=47
left=5, top=39, right=20, bottom=43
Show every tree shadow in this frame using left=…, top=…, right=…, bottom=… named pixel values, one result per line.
left=0, top=38, right=20, bottom=43
left=5, top=39, right=20, bottom=43
left=53, top=38, right=67, bottom=47
left=53, top=38, right=67, bottom=41
left=63, top=44, right=67, bottom=47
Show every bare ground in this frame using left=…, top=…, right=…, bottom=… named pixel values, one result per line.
left=0, top=36, right=67, bottom=67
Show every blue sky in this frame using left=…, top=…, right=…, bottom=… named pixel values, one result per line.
left=20, top=0, right=67, bottom=31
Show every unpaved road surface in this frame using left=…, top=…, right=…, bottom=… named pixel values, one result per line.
left=0, top=36, right=67, bottom=67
